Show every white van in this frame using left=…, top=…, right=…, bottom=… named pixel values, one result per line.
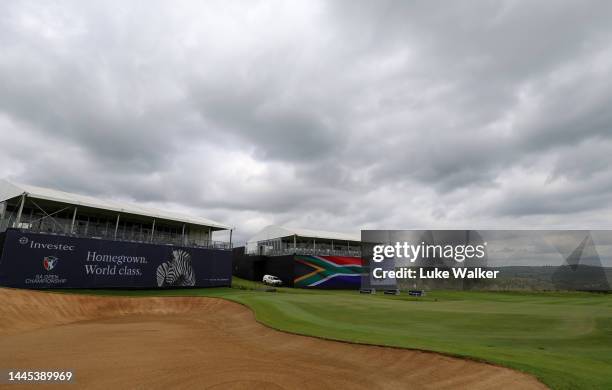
left=262, top=274, right=282, bottom=286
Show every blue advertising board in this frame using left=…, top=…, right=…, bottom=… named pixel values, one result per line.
left=0, top=229, right=231, bottom=288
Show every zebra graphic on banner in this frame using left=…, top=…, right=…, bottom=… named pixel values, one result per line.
left=156, top=249, right=196, bottom=287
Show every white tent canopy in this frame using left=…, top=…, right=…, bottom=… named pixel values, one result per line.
left=0, top=179, right=229, bottom=230
left=247, top=225, right=360, bottom=245
left=245, top=225, right=361, bottom=255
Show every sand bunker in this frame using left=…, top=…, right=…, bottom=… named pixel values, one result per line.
left=0, top=288, right=547, bottom=389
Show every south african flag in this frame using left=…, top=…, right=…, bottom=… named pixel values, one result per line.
left=294, top=255, right=364, bottom=289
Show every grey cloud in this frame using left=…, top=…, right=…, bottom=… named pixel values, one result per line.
left=1, top=0, right=612, bottom=243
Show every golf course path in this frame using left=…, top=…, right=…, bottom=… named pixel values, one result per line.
left=0, top=288, right=547, bottom=389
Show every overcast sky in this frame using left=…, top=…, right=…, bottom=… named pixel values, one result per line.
left=1, top=0, right=612, bottom=243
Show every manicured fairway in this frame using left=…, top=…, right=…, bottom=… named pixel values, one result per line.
left=67, top=282, right=612, bottom=390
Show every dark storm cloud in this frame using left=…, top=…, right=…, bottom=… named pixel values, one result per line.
left=190, top=79, right=340, bottom=161
left=327, top=0, right=612, bottom=189
left=2, top=0, right=612, bottom=242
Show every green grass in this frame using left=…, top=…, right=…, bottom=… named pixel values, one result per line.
left=56, top=280, right=612, bottom=390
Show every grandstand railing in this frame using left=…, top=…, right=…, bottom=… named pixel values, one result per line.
left=248, top=247, right=362, bottom=258
left=0, top=217, right=231, bottom=250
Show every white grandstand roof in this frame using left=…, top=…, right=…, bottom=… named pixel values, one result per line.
left=0, top=179, right=230, bottom=230
left=247, top=225, right=360, bottom=243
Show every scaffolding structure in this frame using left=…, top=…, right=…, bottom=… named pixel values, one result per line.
left=0, top=179, right=232, bottom=250
left=246, top=225, right=361, bottom=257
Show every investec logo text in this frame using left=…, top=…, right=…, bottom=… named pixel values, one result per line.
left=19, top=236, right=76, bottom=252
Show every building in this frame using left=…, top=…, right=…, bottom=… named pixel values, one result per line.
left=0, top=179, right=233, bottom=289
left=246, top=225, right=361, bottom=257
left=235, top=225, right=364, bottom=289
left=0, top=179, right=231, bottom=248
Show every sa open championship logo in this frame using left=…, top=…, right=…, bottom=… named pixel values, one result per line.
left=43, top=256, right=59, bottom=271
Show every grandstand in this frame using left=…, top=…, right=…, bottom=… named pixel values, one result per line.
left=0, top=179, right=231, bottom=249
left=245, top=225, right=360, bottom=257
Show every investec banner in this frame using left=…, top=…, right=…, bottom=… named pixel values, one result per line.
left=361, top=230, right=612, bottom=291
left=0, top=229, right=231, bottom=288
